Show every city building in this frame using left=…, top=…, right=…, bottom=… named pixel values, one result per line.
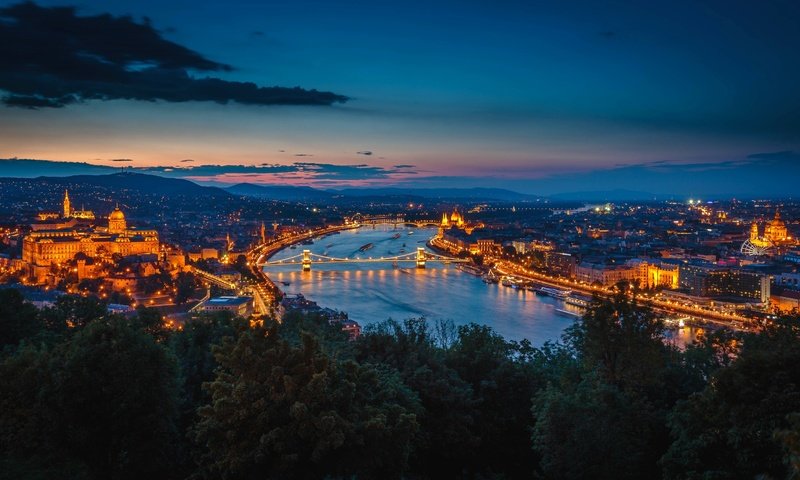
left=576, top=262, right=639, bottom=286
left=511, top=240, right=528, bottom=254
left=675, top=260, right=769, bottom=302
left=201, top=295, right=254, bottom=317
left=544, top=251, right=576, bottom=278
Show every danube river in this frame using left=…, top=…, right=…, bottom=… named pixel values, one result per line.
left=265, top=225, right=578, bottom=345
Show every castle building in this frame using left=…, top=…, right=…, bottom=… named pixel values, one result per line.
left=22, top=193, right=159, bottom=283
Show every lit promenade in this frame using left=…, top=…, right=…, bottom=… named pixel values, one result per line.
left=429, top=236, right=753, bottom=330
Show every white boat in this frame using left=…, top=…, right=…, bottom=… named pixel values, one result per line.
left=555, top=308, right=581, bottom=318
left=535, top=287, right=572, bottom=299
left=456, top=264, right=483, bottom=276
left=565, top=296, right=590, bottom=308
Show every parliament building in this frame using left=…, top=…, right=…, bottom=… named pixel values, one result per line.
left=23, top=191, right=159, bottom=283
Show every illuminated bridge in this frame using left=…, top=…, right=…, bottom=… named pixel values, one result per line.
left=190, top=266, right=237, bottom=290
left=258, top=247, right=468, bottom=270
left=353, top=215, right=441, bottom=227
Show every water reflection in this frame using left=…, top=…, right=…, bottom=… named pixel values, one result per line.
left=266, top=226, right=573, bottom=345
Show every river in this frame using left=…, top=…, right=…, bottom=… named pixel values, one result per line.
left=264, top=225, right=580, bottom=345
left=264, top=225, right=701, bottom=347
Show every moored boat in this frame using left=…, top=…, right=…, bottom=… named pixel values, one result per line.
left=535, top=287, right=572, bottom=299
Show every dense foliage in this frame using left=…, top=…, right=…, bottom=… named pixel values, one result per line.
left=1, top=285, right=800, bottom=479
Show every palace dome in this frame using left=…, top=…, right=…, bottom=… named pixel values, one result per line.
left=109, top=207, right=125, bottom=220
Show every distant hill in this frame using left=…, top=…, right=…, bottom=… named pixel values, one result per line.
left=0, top=158, right=117, bottom=177
left=227, top=184, right=540, bottom=202
left=331, top=187, right=541, bottom=202
left=226, top=183, right=334, bottom=201
left=25, top=172, right=230, bottom=197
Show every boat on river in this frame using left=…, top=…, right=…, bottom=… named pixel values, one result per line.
left=565, top=296, right=590, bottom=308
left=359, top=243, right=374, bottom=252
left=391, top=233, right=401, bottom=240
left=535, top=287, right=572, bottom=299
left=456, top=264, right=484, bottom=276
left=555, top=308, right=581, bottom=318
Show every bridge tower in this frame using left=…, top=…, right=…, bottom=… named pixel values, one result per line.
left=302, top=249, right=312, bottom=271
left=416, top=247, right=426, bottom=269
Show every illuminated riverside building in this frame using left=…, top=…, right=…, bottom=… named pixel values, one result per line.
left=575, top=260, right=679, bottom=289
left=675, top=260, right=770, bottom=303
left=439, top=208, right=479, bottom=235
left=22, top=192, right=159, bottom=283
left=441, top=210, right=465, bottom=228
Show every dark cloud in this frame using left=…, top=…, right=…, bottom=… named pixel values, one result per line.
left=109, top=158, right=133, bottom=162
left=394, top=164, right=415, bottom=169
left=179, top=159, right=194, bottom=163
left=0, top=2, right=348, bottom=108
left=294, top=153, right=313, bottom=157
left=357, top=150, right=373, bottom=156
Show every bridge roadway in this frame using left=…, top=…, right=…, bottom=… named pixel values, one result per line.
left=351, top=215, right=441, bottom=227
left=259, top=246, right=468, bottom=270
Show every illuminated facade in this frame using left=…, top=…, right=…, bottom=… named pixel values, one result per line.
left=438, top=208, right=480, bottom=238
left=22, top=194, right=159, bottom=283
left=749, top=208, right=789, bottom=248
left=441, top=209, right=465, bottom=228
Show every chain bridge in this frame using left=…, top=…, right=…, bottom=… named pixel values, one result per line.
left=259, top=246, right=467, bottom=270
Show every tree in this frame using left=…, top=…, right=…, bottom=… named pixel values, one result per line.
left=175, top=272, right=197, bottom=304
left=132, top=306, right=171, bottom=343
left=446, top=323, right=542, bottom=478
left=0, top=288, right=41, bottom=347
left=192, top=327, right=420, bottom=479
left=532, top=284, right=686, bottom=479
left=166, top=311, right=246, bottom=477
left=39, top=295, right=108, bottom=333
left=47, top=319, right=180, bottom=479
left=564, top=283, right=666, bottom=390
left=533, top=375, right=664, bottom=479
left=662, top=318, right=800, bottom=480
left=354, top=319, right=480, bottom=477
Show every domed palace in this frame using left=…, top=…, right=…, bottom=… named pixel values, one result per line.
left=22, top=191, right=159, bottom=283
left=749, top=208, right=790, bottom=248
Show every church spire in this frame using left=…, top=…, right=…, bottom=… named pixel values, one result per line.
left=63, top=189, right=71, bottom=218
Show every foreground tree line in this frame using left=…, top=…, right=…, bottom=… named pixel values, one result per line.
left=1, top=284, right=800, bottom=479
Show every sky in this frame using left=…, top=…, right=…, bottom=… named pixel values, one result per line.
left=1, top=0, right=799, bottom=194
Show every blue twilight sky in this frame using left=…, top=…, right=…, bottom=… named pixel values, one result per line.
left=1, top=0, right=799, bottom=194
